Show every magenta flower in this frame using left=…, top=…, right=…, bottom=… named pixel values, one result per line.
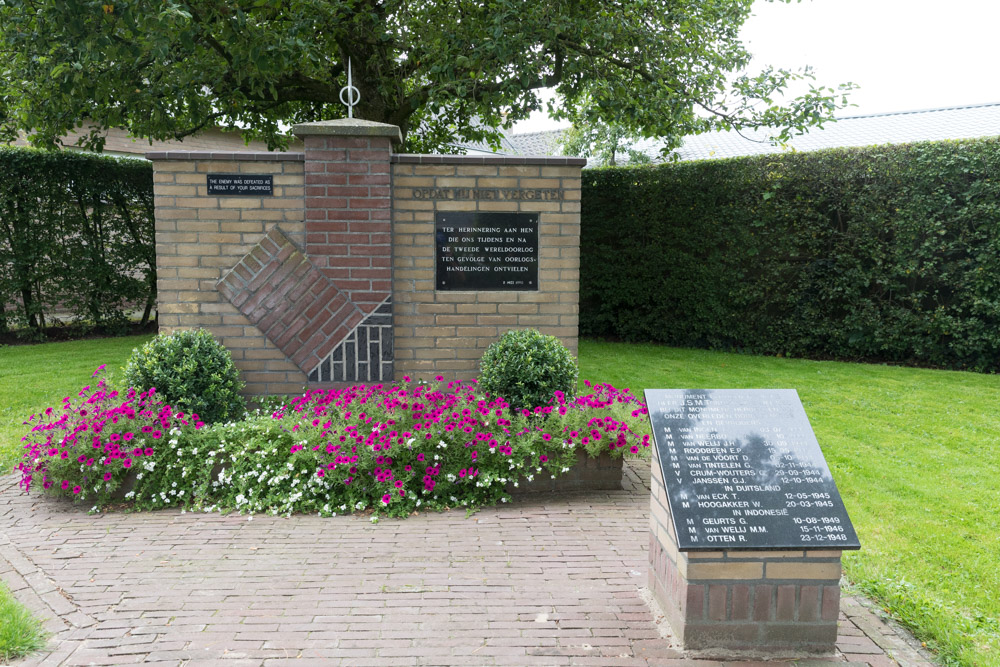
left=382, top=493, right=391, bottom=504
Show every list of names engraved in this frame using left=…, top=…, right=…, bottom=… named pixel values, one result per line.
left=644, top=389, right=860, bottom=551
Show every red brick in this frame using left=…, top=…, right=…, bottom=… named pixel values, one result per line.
left=753, top=584, right=772, bottom=622
left=307, top=244, right=350, bottom=256
left=799, top=585, right=820, bottom=622
left=233, top=262, right=254, bottom=282
left=708, top=585, right=726, bottom=621
left=330, top=256, right=376, bottom=267
left=350, top=267, right=393, bottom=280
left=347, top=198, right=390, bottom=209
left=731, top=584, right=750, bottom=621
left=308, top=197, right=348, bottom=209
left=306, top=149, right=347, bottom=161
left=349, top=174, right=390, bottom=185
left=313, top=334, right=341, bottom=361
left=292, top=329, right=327, bottom=365
left=686, top=584, right=704, bottom=620
left=325, top=293, right=350, bottom=318
left=309, top=221, right=349, bottom=232
left=307, top=173, right=348, bottom=185
left=303, top=135, right=329, bottom=149
left=322, top=267, right=352, bottom=280
left=776, top=585, right=795, bottom=621
left=821, top=585, right=840, bottom=621
left=273, top=316, right=310, bottom=349
left=327, top=186, right=372, bottom=198
left=325, top=162, right=369, bottom=173
left=326, top=137, right=371, bottom=149
left=352, top=245, right=391, bottom=256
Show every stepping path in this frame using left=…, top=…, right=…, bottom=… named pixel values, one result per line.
left=1, top=464, right=936, bottom=666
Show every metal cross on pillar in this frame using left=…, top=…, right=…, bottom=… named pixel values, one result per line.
left=339, top=57, right=361, bottom=119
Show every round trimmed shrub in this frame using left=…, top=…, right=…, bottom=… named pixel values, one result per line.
left=478, top=328, right=578, bottom=412
left=121, top=329, right=245, bottom=423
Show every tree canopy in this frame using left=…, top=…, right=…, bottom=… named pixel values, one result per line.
left=0, top=0, right=853, bottom=153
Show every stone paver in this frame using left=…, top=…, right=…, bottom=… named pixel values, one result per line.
left=1, top=463, right=937, bottom=666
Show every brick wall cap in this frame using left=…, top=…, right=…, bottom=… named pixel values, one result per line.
left=145, top=151, right=304, bottom=161
left=391, top=154, right=587, bottom=167
left=292, top=119, right=403, bottom=144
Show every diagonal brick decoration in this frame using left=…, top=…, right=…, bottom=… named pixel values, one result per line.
left=309, top=296, right=393, bottom=383
left=218, top=226, right=389, bottom=381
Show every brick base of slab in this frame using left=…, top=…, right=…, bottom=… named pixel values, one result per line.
left=648, top=445, right=842, bottom=658
left=507, top=450, right=623, bottom=495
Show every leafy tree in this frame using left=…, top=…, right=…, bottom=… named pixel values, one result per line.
left=0, top=0, right=852, bottom=153
left=559, top=112, right=654, bottom=167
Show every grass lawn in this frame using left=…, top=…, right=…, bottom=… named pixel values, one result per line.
left=0, top=335, right=154, bottom=474
left=0, top=581, right=47, bottom=663
left=0, top=335, right=997, bottom=666
left=0, top=334, right=152, bottom=663
left=579, top=339, right=999, bottom=667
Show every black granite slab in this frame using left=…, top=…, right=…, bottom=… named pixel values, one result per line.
left=435, top=212, right=538, bottom=291
left=645, top=389, right=860, bottom=551
left=207, top=174, right=273, bottom=196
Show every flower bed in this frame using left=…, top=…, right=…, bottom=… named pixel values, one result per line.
left=17, top=373, right=650, bottom=519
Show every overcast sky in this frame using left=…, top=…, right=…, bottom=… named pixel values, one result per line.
left=514, top=0, right=1000, bottom=133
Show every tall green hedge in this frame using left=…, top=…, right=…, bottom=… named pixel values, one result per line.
left=0, top=148, right=155, bottom=337
left=581, top=137, right=1000, bottom=371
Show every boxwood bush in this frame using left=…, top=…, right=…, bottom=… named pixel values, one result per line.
left=121, top=329, right=245, bottom=423
left=478, top=328, right=579, bottom=412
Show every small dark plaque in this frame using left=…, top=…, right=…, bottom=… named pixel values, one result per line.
left=207, top=174, right=273, bottom=196
left=645, top=389, right=860, bottom=551
left=435, top=212, right=538, bottom=291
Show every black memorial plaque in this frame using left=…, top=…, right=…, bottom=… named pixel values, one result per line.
left=435, top=212, right=538, bottom=291
left=645, top=389, right=860, bottom=551
left=207, top=174, right=273, bottom=196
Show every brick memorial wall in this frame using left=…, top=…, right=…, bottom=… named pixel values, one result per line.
left=391, top=154, right=582, bottom=379
left=148, top=120, right=585, bottom=396
left=149, top=152, right=308, bottom=397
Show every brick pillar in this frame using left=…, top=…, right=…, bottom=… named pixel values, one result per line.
left=649, top=446, right=842, bottom=656
left=291, top=119, right=402, bottom=384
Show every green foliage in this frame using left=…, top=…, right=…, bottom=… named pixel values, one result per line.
left=559, top=115, right=652, bottom=167
left=0, top=1, right=850, bottom=153
left=0, top=581, right=46, bottom=662
left=0, top=147, right=155, bottom=338
left=24, top=377, right=650, bottom=519
left=581, top=137, right=1000, bottom=371
left=121, top=329, right=245, bottom=424
left=478, top=329, right=579, bottom=412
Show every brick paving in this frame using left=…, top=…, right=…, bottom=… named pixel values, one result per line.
left=1, top=463, right=936, bottom=666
